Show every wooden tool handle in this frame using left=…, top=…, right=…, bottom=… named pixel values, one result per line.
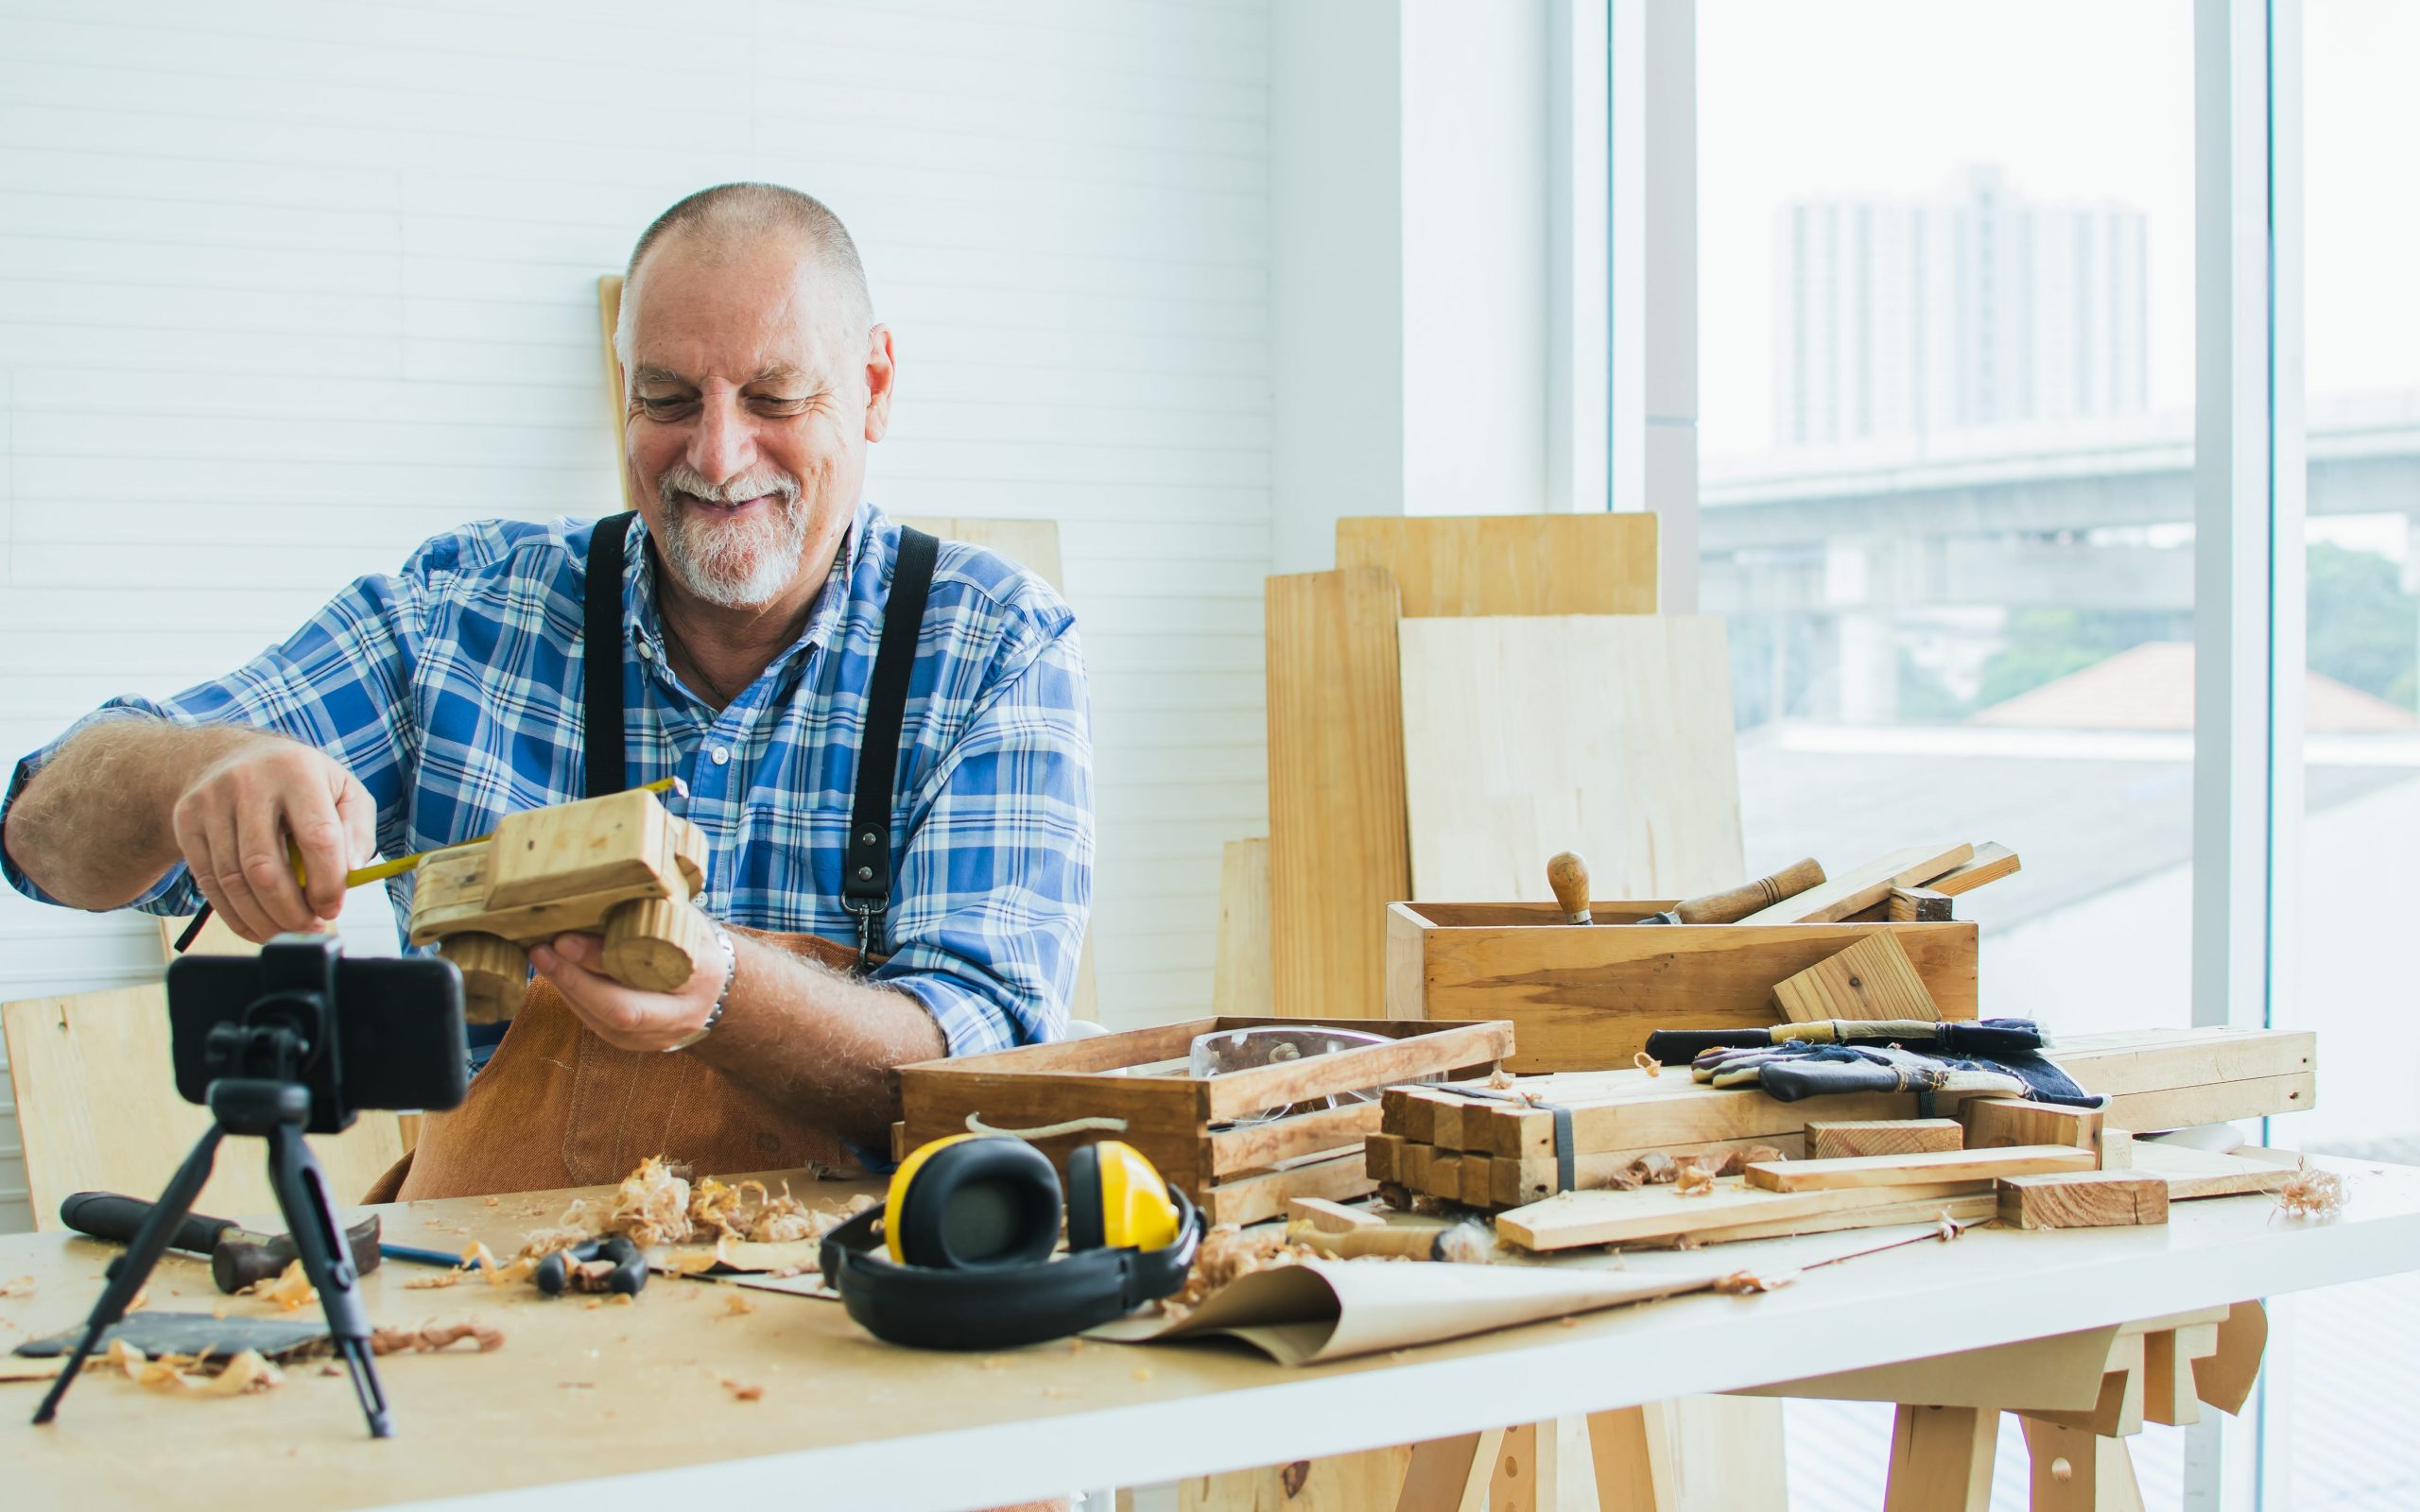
left=1673, top=857, right=1826, bottom=925
left=1546, top=851, right=1592, bottom=924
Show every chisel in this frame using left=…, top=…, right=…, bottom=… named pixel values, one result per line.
left=1634, top=858, right=1827, bottom=926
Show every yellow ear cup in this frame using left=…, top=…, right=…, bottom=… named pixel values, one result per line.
left=1091, top=1140, right=1182, bottom=1252
left=884, top=1133, right=982, bottom=1264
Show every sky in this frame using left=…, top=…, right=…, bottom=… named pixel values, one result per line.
left=1696, top=0, right=2420, bottom=462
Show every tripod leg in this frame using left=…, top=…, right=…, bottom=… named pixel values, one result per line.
left=267, top=1122, right=393, bottom=1438
left=32, top=1124, right=225, bottom=1426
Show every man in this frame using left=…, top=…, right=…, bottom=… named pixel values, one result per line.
left=1, top=182, right=1094, bottom=1194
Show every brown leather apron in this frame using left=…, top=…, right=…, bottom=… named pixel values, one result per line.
left=362, top=517, right=941, bottom=1204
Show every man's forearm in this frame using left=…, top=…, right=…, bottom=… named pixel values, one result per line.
left=2, top=720, right=266, bottom=909
left=690, top=935, right=949, bottom=1147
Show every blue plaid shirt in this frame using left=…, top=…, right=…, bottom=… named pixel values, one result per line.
left=2, top=503, right=1094, bottom=1060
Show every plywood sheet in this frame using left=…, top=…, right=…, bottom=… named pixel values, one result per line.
left=3, top=986, right=405, bottom=1228
left=1267, top=569, right=1408, bottom=1017
left=1335, top=514, right=1659, bottom=616
left=1397, top=615, right=1742, bottom=902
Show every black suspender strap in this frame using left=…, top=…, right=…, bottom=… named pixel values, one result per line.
left=582, top=511, right=637, bottom=799
left=841, top=526, right=939, bottom=960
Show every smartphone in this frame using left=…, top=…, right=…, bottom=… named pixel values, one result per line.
left=167, top=940, right=469, bottom=1132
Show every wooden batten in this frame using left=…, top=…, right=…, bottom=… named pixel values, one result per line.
left=1807, top=1119, right=1963, bottom=1160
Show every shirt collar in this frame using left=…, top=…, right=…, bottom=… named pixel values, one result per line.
left=623, top=499, right=871, bottom=664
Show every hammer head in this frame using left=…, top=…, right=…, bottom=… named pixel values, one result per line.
left=211, top=1213, right=383, bottom=1295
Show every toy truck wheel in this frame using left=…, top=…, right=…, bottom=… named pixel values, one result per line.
left=439, top=931, right=528, bottom=1023
left=601, top=898, right=715, bottom=993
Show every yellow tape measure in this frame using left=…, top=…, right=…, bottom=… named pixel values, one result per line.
left=287, top=777, right=685, bottom=892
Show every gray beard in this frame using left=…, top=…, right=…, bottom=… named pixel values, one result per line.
left=655, top=487, right=811, bottom=609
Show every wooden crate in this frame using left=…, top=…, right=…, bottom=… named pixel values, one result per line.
left=894, top=1016, right=1514, bottom=1228
left=1387, top=900, right=1979, bottom=1073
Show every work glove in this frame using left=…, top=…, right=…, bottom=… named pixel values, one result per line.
left=1689, top=1040, right=2098, bottom=1108
left=1647, top=1017, right=2054, bottom=1066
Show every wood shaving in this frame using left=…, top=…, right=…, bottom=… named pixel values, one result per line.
left=242, top=1261, right=318, bottom=1312
left=1710, top=1269, right=1797, bottom=1295
left=720, top=1377, right=765, bottom=1401
left=108, top=1340, right=282, bottom=1397
left=370, top=1322, right=504, bottom=1354
left=1633, top=1152, right=1677, bottom=1185
left=482, top=1195, right=500, bottom=1207
left=2275, top=1162, right=2347, bottom=1220
left=1163, top=1225, right=1324, bottom=1320
left=403, top=1271, right=462, bottom=1291
left=127, top=1287, right=150, bottom=1312
left=611, top=1156, right=695, bottom=1247
left=1485, top=1066, right=1516, bottom=1090
left=0, top=1275, right=32, bottom=1297
left=1633, top=1052, right=1661, bottom=1076
left=717, top=1291, right=757, bottom=1319
left=1673, top=1161, right=1715, bottom=1198
left=460, top=1242, right=537, bottom=1288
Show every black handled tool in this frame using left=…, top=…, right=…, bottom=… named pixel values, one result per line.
left=60, top=1191, right=382, bottom=1296
left=535, top=1236, right=647, bottom=1297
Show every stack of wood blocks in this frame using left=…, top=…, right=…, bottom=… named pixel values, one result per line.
left=1360, top=1026, right=2314, bottom=1248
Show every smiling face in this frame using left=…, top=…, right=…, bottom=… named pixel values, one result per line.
left=621, top=232, right=893, bottom=611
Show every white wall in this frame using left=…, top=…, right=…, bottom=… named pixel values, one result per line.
left=0, top=0, right=1273, bottom=1233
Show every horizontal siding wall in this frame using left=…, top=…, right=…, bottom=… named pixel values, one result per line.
left=0, top=0, right=1272, bottom=1234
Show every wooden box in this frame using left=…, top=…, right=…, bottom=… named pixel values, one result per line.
left=894, top=1016, right=1513, bottom=1228
left=1387, top=901, right=1978, bottom=1073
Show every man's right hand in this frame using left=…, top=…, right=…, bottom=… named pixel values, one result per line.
left=168, top=738, right=376, bottom=942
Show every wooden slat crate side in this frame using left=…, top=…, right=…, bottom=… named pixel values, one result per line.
left=1201, top=1101, right=1384, bottom=1178
left=895, top=1074, right=1211, bottom=1200
left=1202, top=1151, right=1375, bottom=1228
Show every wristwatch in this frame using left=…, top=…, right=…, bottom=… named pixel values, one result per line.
left=667, top=919, right=736, bottom=1054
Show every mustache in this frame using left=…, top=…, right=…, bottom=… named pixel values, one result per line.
left=655, top=463, right=802, bottom=508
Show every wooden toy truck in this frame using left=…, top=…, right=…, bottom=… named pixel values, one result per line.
left=406, top=788, right=716, bottom=1022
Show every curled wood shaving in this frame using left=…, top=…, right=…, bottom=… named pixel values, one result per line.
left=1633, top=1052, right=1662, bottom=1077
left=1673, top=1161, right=1715, bottom=1198
left=242, top=1260, right=318, bottom=1312
left=1485, top=1066, right=1516, bottom=1090
left=721, top=1377, right=765, bottom=1401
left=1633, top=1152, right=1677, bottom=1186
left=370, top=1322, right=504, bottom=1354
left=2275, top=1162, right=2347, bottom=1220
left=1710, top=1268, right=1797, bottom=1295
left=109, top=1339, right=282, bottom=1396
left=611, top=1156, right=695, bottom=1247
left=460, top=1242, right=537, bottom=1287
left=1164, top=1225, right=1323, bottom=1318
left=0, top=1274, right=33, bottom=1297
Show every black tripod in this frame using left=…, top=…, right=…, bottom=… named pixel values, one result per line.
left=31, top=1024, right=393, bottom=1436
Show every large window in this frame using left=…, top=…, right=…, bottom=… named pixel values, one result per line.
left=1698, top=4, right=2199, bottom=1500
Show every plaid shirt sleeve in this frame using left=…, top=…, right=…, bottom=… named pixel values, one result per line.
left=872, top=615, right=1093, bottom=1058
left=1, top=556, right=430, bottom=914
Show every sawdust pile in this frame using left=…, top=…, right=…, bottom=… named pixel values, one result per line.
left=105, top=1339, right=281, bottom=1397
left=370, top=1322, right=505, bottom=1354
left=1161, top=1225, right=1324, bottom=1323
left=2275, top=1162, right=2347, bottom=1220
left=527, top=1159, right=867, bottom=1255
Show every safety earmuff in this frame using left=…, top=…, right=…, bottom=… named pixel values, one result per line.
left=821, top=1134, right=1202, bottom=1350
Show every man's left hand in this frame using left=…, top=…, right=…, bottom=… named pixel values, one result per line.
left=530, top=931, right=725, bottom=1054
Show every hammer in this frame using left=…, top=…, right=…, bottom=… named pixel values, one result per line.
left=59, top=1192, right=384, bottom=1295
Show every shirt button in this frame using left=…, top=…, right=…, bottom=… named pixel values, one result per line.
left=711, top=747, right=730, bottom=765
left=636, top=643, right=654, bottom=662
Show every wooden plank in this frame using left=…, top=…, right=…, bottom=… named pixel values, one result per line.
left=1929, top=843, right=2021, bottom=899
left=1268, top=568, right=1408, bottom=1019
left=1394, top=900, right=1979, bottom=1070
left=1202, top=1101, right=1383, bottom=1178
left=1393, top=1427, right=1504, bottom=1512
left=2127, top=1141, right=2302, bottom=1199
left=1288, top=1196, right=1380, bottom=1232
left=1745, top=1145, right=2095, bottom=1193
left=1364, top=1132, right=1402, bottom=1183
left=1201, top=1021, right=1512, bottom=1124
left=1658, top=1191, right=1997, bottom=1246
left=1334, top=513, right=1658, bottom=617
left=1771, top=932, right=1940, bottom=1022
left=1732, top=842, right=1974, bottom=925
left=2018, top=1416, right=2147, bottom=1511
left=1883, top=1405, right=1996, bottom=1512
left=1211, top=837, right=1274, bottom=1017
left=1459, top=1153, right=1495, bottom=1210
left=485, top=788, right=672, bottom=909
left=2102, top=1074, right=2316, bottom=1130
left=1887, top=887, right=1953, bottom=923
left=1807, top=1119, right=1963, bottom=1160
left=1997, top=1172, right=2170, bottom=1230
left=1494, top=1176, right=1986, bottom=1251
left=1397, top=615, right=1743, bottom=903
left=3, top=986, right=406, bottom=1224
left=1497, top=1132, right=1810, bottom=1209
left=2051, top=1026, right=2314, bottom=1093
left=1203, top=1149, right=1376, bottom=1228
left=1962, top=1099, right=2104, bottom=1155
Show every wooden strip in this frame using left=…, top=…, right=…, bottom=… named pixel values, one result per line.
left=1334, top=513, right=1658, bottom=617
left=1928, top=843, right=2020, bottom=899
left=1651, top=1191, right=1997, bottom=1247
left=1202, top=1021, right=1512, bottom=1124
left=1771, top=932, right=1940, bottom=1022
left=2101, top=1073, right=2315, bottom=1130
left=1997, top=1172, right=2170, bottom=1229
left=1203, top=1100, right=1383, bottom=1177
left=2127, top=1141, right=2302, bottom=1199
left=1288, top=1196, right=1380, bottom=1232
left=1204, top=1150, right=1376, bottom=1228
left=1495, top=1133, right=1810, bottom=1209
left=1962, top=1099, right=2103, bottom=1155
left=1459, top=1153, right=1495, bottom=1209
left=1495, top=1177, right=1986, bottom=1251
left=1807, top=1119, right=1964, bottom=1160
left=1746, top=1145, right=2095, bottom=1193
left=1734, top=842, right=1975, bottom=925
left=1268, top=567, right=1408, bottom=1020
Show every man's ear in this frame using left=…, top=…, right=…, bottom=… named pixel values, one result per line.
left=863, top=324, right=897, bottom=443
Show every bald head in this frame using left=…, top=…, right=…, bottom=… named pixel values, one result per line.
left=615, top=182, right=873, bottom=361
